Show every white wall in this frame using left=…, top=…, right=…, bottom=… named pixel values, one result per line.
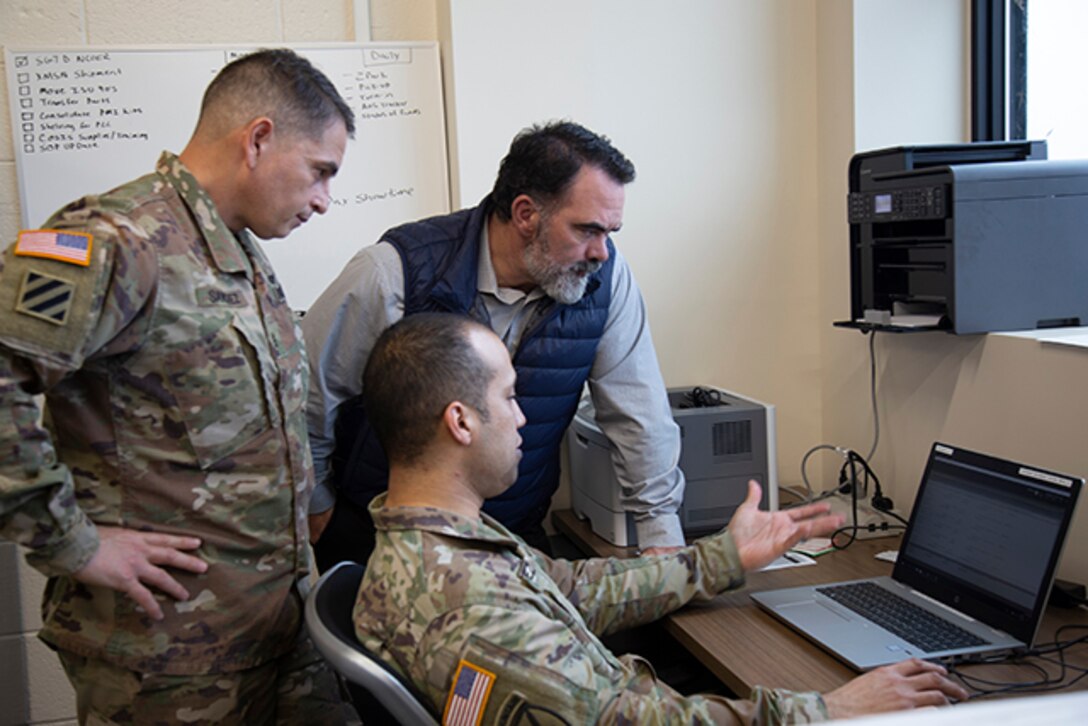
left=853, top=0, right=969, bottom=150
left=439, top=0, right=825, bottom=506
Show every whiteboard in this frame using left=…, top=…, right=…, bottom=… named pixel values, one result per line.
left=4, top=43, right=450, bottom=309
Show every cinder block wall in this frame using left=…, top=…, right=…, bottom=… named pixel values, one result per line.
left=0, top=544, right=74, bottom=725
left=0, top=543, right=31, bottom=725
left=0, top=1, right=436, bottom=721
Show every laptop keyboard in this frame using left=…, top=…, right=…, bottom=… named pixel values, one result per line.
left=817, top=582, right=990, bottom=653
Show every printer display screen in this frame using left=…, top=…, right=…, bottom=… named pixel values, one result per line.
left=874, top=193, right=892, bottom=214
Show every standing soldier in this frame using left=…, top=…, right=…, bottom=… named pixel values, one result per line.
left=0, top=49, right=358, bottom=724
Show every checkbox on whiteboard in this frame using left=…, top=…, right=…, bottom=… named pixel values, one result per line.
left=24, top=144, right=35, bottom=153
left=22, top=112, right=33, bottom=121
left=20, top=99, right=32, bottom=109
left=18, top=73, right=30, bottom=83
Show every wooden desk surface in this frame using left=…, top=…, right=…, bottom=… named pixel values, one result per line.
left=551, top=509, right=1088, bottom=698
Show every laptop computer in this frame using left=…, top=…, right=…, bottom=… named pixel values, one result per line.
left=751, top=442, right=1082, bottom=671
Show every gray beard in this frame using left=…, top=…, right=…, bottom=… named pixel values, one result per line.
left=523, top=235, right=602, bottom=305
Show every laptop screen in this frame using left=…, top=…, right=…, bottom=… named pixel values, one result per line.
left=893, top=443, right=1082, bottom=644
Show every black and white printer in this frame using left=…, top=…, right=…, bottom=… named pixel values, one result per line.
left=841, top=141, right=1088, bottom=334
left=566, top=386, right=777, bottom=546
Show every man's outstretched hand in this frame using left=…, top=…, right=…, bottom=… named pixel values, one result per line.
left=729, top=480, right=843, bottom=571
left=72, top=526, right=208, bottom=620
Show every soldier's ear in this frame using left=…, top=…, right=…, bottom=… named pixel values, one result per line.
left=242, top=117, right=275, bottom=169
left=442, top=401, right=474, bottom=446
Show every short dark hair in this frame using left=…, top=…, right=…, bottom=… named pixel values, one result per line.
left=490, top=121, right=636, bottom=221
left=364, top=313, right=495, bottom=466
left=197, top=48, right=355, bottom=140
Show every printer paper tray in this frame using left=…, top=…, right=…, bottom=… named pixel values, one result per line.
left=833, top=319, right=947, bottom=334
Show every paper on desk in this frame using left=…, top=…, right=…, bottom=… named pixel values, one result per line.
left=1033, top=329, right=1088, bottom=349
left=1000, top=326, right=1088, bottom=349
left=760, top=552, right=817, bottom=571
left=792, top=537, right=835, bottom=556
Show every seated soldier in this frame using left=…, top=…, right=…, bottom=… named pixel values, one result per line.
left=352, top=312, right=967, bottom=724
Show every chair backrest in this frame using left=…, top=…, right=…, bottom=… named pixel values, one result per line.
left=305, top=561, right=439, bottom=726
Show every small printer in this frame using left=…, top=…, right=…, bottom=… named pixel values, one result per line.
left=566, top=386, right=778, bottom=546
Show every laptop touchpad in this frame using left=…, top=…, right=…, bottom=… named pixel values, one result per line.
left=778, top=600, right=852, bottom=626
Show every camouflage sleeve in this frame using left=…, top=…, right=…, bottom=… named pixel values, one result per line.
left=597, top=683, right=828, bottom=725
left=0, top=351, right=98, bottom=574
left=541, top=527, right=745, bottom=637
left=0, top=213, right=155, bottom=575
left=745, top=686, right=829, bottom=723
left=414, top=603, right=827, bottom=725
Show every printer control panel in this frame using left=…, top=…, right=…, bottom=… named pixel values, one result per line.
left=848, top=185, right=946, bottom=223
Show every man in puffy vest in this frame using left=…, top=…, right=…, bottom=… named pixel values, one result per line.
left=303, top=121, right=686, bottom=570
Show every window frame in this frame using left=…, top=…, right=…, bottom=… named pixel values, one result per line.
left=971, top=0, right=1027, bottom=141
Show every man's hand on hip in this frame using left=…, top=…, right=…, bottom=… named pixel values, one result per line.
left=72, top=526, right=207, bottom=620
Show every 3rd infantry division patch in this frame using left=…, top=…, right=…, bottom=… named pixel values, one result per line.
left=15, top=270, right=75, bottom=325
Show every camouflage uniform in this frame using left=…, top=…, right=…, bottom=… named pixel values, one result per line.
left=354, top=494, right=829, bottom=725
left=0, top=152, right=353, bottom=722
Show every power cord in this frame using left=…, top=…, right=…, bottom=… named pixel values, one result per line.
left=792, top=445, right=849, bottom=500
left=865, top=330, right=880, bottom=462
left=676, top=386, right=725, bottom=409
left=945, top=625, right=1088, bottom=699
left=790, top=330, right=911, bottom=548
left=787, top=331, right=883, bottom=503
left=830, top=449, right=908, bottom=550
left=839, top=449, right=904, bottom=522
left=789, top=446, right=907, bottom=548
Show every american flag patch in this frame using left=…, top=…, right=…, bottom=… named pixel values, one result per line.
left=14, top=229, right=93, bottom=267
left=443, top=660, right=495, bottom=726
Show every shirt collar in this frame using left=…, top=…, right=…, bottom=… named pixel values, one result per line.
left=155, top=151, right=253, bottom=278
left=368, top=493, right=521, bottom=548
left=476, top=223, right=546, bottom=305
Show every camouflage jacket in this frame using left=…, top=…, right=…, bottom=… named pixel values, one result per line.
left=0, top=152, right=313, bottom=675
left=354, top=496, right=828, bottom=724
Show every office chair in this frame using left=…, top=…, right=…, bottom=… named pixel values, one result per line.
left=305, top=561, right=439, bottom=726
